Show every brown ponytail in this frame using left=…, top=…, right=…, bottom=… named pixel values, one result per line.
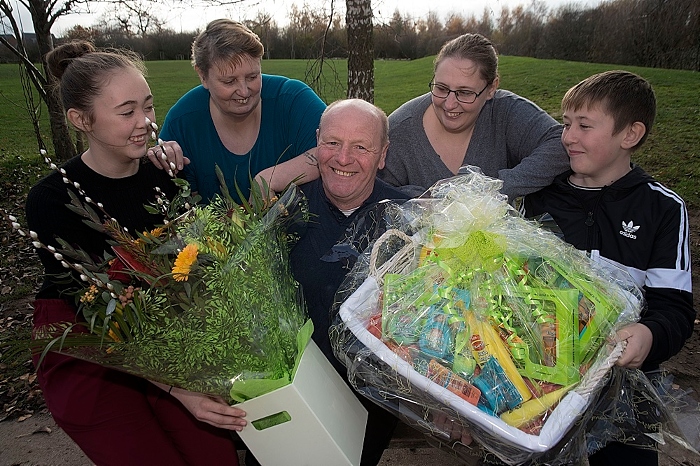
left=45, top=40, right=146, bottom=125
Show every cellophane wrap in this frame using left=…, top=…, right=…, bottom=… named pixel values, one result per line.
left=330, top=167, right=696, bottom=464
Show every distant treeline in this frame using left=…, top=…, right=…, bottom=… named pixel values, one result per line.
left=3, top=0, right=698, bottom=71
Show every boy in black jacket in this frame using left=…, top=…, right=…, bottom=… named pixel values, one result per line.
left=523, top=70, right=695, bottom=465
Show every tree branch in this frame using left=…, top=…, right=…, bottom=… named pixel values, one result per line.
left=0, top=2, right=48, bottom=97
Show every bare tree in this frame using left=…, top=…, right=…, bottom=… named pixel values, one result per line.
left=106, top=0, right=167, bottom=38
left=62, top=24, right=102, bottom=41
left=539, top=4, right=594, bottom=61
left=444, top=13, right=468, bottom=38
left=415, top=11, right=444, bottom=57
left=0, top=0, right=84, bottom=160
left=476, top=7, right=493, bottom=39
left=246, top=11, right=274, bottom=59
left=302, top=0, right=344, bottom=101
left=389, top=10, right=418, bottom=59
left=346, top=0, right=373, bottom=102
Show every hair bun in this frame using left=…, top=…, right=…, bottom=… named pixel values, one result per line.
left=46, top=40, right=97, bottom=80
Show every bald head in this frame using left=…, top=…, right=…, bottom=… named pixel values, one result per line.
left=319, top=99, right=389, bottom=148
left=315, top=99, right=390, bottom=211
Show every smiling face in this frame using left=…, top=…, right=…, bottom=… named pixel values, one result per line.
left=198, top=54, right=262, bottom=121
left=316, top=100, right=388, bottom=211
left=562, top=104, right=635, bottom=187
left=430, top=57, right=497, bottom=134
left=68, top=66, right=155, bottom=174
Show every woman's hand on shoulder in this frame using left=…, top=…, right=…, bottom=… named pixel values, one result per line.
left=253, top=148, right=320, bottom=196
left=146, top=140, right=190, bottom=176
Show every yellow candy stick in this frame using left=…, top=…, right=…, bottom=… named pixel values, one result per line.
left=470, top=313, right=533, bottom=402
left=418, top=245, right=433, bottom=265
left=500, top=386, right=571, bottom=428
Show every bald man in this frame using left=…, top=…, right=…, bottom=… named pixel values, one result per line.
left=290, top=99, right=411, bottom=466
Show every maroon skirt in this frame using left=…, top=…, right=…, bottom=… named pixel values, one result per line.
left=30, top=299, right=239, bottom=465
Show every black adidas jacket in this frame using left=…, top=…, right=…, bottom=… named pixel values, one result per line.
left=523, top=166, right=695, bottom=371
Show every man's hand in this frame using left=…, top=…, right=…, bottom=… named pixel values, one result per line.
left=432, top=411, right=473, bottom=445
left=146, top=140, right=189, bottom=176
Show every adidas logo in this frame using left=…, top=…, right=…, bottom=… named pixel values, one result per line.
left=619, top=220, right=640, bottom=239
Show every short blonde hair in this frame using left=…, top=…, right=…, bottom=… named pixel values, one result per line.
left=191, top=19, right=264, bottom=75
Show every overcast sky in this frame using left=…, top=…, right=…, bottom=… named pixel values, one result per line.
left=35, top=0, right=600, bottom=35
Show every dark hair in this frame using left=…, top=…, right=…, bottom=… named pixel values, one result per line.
left=191, top=19, right=264, bottom=75
left=46, top=40, right=147, bottom=125
left=434, top=33, right=499, bottom=85
left=562, top=70, right=656, bottom=149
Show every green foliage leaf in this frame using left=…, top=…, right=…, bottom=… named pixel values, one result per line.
left=106, top=298, right=117, bottom=316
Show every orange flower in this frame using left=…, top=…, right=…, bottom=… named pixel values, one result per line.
left=147, top=227, right=164, bottom=238
left=134, top=227, right=164, bottom=247
left=107, top=323, right=121, bottom=352
left=172, top=243, right=198, bottom=281
left=108, top=327, right=121, bottom=342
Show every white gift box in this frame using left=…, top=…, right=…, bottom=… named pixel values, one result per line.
left=237, top=339, right=368, bottom=466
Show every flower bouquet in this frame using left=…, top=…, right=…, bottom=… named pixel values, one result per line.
left=20, top=158, right=312, bottom=403
left=329, top=167, right=650, bottom=464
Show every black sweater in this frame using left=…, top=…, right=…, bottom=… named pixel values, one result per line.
left=26, top=157, right=178, bottom=301
left=523, top=166, right=695, bottom=370
left=290, top=178, right=409, bottom=372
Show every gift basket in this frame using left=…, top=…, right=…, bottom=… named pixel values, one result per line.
left=330, top=167, right=659, bottom=464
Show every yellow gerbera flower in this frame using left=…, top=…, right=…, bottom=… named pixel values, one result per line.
left=172, top=243, right=198, bottom=281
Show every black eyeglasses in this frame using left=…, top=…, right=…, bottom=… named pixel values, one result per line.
left=428, top=81, right=490, bottom=104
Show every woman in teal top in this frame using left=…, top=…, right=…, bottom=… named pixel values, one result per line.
left=159, top=19, right=326, bottom=203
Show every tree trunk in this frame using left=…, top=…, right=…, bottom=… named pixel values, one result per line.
left=30, top=0, right=77, bottom=161
left=46, top=91, right=76, bottom=161
left=346, top=0, right=374, bottom=103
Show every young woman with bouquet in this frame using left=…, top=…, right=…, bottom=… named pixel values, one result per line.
left=25, top=40, right=245, bottom=465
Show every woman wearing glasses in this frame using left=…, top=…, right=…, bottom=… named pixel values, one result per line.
left=379, top=33, right=569, bottom=201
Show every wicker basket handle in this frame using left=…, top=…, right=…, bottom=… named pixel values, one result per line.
left=369, top=229, right=418, bottom=285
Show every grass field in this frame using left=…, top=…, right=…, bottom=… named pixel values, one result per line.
left=1, top=57, right=699, bottom=206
